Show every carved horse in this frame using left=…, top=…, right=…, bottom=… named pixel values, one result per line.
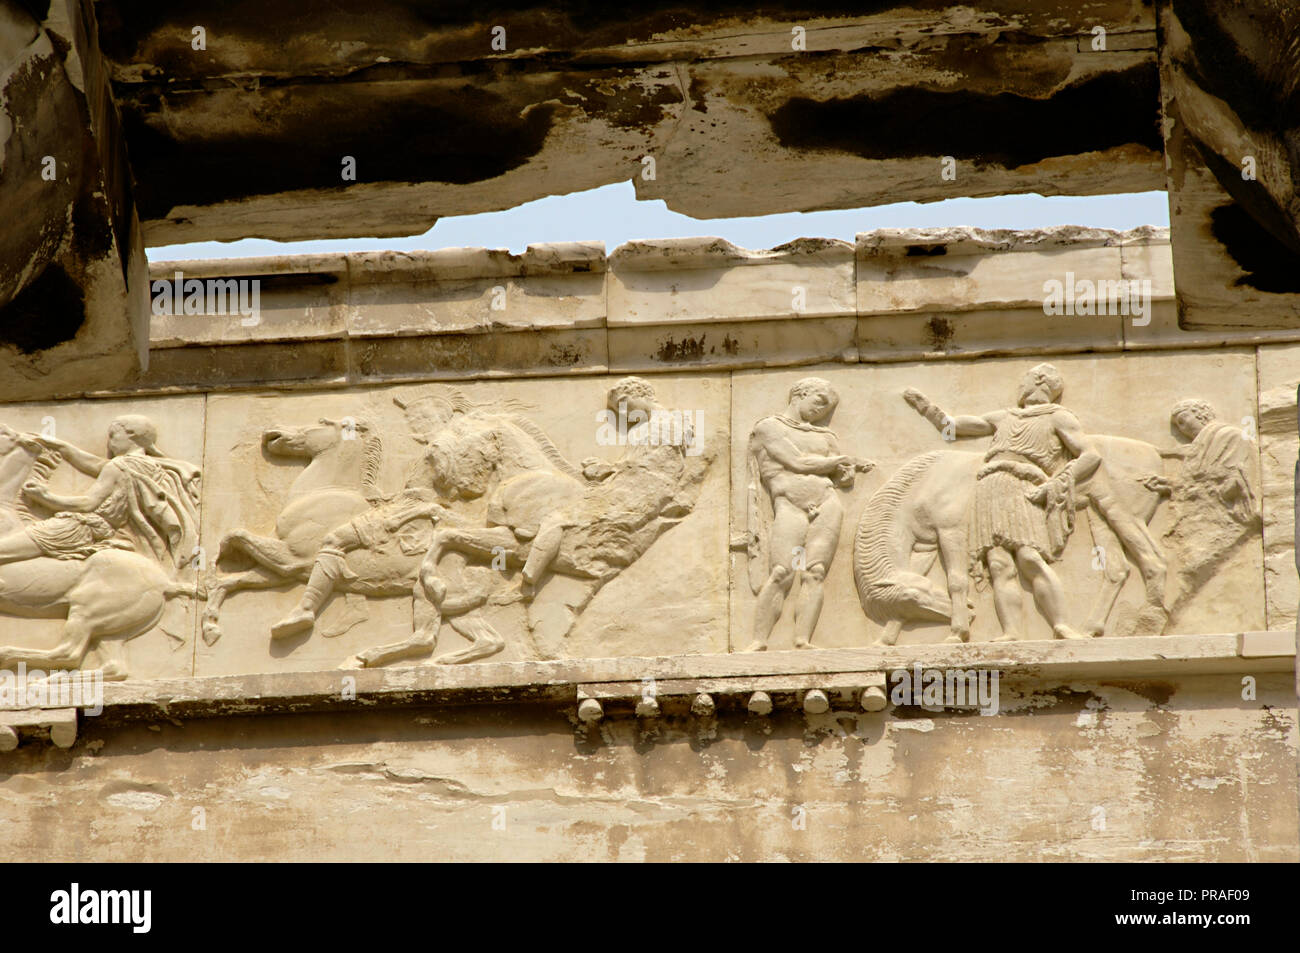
left=0, top=426, right=189, bottom=678
left=854, top=435, right=1168, bottom=645
left=346, top=412, right=587, bottom=668
left=347, top=412, right=710, bottom=668
left=201, top=418, right=382, bottom=644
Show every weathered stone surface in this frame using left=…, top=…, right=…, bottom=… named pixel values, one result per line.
left=87, top=1, right=1166, bottom=243
left=0, top=232, right=1293, bottom=863
left=0, top=0, right=150, bottom=402
left=1256, top=344, right=1299, bottom=631
left=609, top=238, right=853, bottom=326
left=730, top=352, right=1264, bottom=651
left=1160, top=1, right=1300, bottom=333
left=0, top=673, right=1291, bottom=862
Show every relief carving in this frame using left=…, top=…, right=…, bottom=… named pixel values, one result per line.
left=0, top=418, right=201, bottom=677
left=743, top=378, right=872, bottom=651
left=1158, top=399, right=1261, bottom=623
left=856, top=364, right=1170, bottom=644
left=204, top=378, right=715, bottom=667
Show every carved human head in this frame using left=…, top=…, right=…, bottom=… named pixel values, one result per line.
left=1171, top=398, right=1216, bottom=439
left=787, top=377, right=839, bottom=423
left=108, top=415, right=158, bottom=457
left=607, top=376, right=658, bottom=416
left=1017, top=363, right=1064, bottom=406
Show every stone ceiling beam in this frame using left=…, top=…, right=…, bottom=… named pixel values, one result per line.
left=0, top=0, right=149, bottom=399
left=91, top=0, right=1164, bottom=243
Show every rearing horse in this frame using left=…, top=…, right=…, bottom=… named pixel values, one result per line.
left=201, top=418, right=382, bottom=644
left=0, top=426, right=189, bottom=678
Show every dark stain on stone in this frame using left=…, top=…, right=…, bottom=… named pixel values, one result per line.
left=122, top=89, right=558, bottom=219
left=924, top=316, right=953, bottom=350
left=1100, top=680, right=1176, bottom=707
left=768, top=64, right=1161, bottom=169
left=97, top=2, right=958, bottom=70
left=906, top=244, right=946, bottom=256
left=0, top=263, right=86, bottom=353
left=1171, top=0, right=1300, bottom=138
left=1199, top=141, right=1300, bottom=257
left=1209, top=204, right=1300, bottom=295
left=568, top=76, right=680, bottom=131
left=547, top=341, right=584, bottom=365
left=15, top=0, right=51, bottom=22
left=721, top=334, right=739, bottom=355
left=655, top=334, right=707, bottom=362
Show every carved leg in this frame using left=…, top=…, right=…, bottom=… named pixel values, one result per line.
left=206, top=531, right=312, bottom=644
left=436, top=612, right=505, bottom=665
left=0, top=610, right=95, bottom=671
left=1082, top=508, right=1130, bottom=638
left=203, top=566, right=305, bottom=645
left=1014, top=545, right=1087, bottom=640
left=987, top=548, right=1026, bottom=642
left=877, top=619, right=904, bottom=646
left=937, top=530, right=972, bottom=643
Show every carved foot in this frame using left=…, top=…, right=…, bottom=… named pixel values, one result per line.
left=793, top=639, right=813, bottom=650
left=943, top=633, right=966, bottom=644
left=434, top=642, right=504, bottom=665
left=270, top=609, right=315, bottom=641
left=337, top=655, right=365, bottom=670
left=741, top=641, right=767, bottom=653
left=992, top=633, right=1021, bottom=643
left=1052, top=624, right=1090, bottom=641
left=96, top=660, right=130, bottom=682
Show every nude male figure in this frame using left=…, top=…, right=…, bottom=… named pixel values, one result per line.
left=745, top=378, right=872, bottom=652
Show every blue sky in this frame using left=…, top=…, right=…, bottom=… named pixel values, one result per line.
left=146, top=181, right=1171, bottom=261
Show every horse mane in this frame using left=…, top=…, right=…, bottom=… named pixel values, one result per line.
left=501, top=414, right=581, bottom=479
left=852, top=450, right=942, bottom=613
left=11, top=448, right=61, bottom=524
left=360, top=433, right=383, bottom=498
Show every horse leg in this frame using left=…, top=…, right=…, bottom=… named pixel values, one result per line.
left=0, top=609, right=95, bottom=671
left=349, top=582, right=443, bottom=668
left=206, top=532, right=313, bottom=644
left=877, top=619, right=904, bottom=647
left=1082, top=508, right=1129, bottom=637
left=937, top=529, right=972, bottom=643
left=436, top=611, right=505, bottom=665
left=203, top=566, right=306, bottom=645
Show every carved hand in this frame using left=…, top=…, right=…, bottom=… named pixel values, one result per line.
left=902, top=388, right=931, bottom=414
left=21, top=480, right=49, bottom=504
left=1142, top=475, right=1173, bottom=496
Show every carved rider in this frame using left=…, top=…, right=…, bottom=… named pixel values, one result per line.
left=518, top=376, right=697, bottom=593
left=903, top=363, right=1095, bottom=641
left=744, top=377, right=872, bottom=652
left=0, top=415, right=200, bottom=571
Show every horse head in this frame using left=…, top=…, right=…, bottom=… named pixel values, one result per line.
left=263, top=417, right=369, bottom=459
left=262, top=418, right=382, bottom=501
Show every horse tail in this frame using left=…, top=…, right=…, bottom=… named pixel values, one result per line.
left=504, top=414, right=582, bottom=479
left=853, top=450, right=942, bottom=619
